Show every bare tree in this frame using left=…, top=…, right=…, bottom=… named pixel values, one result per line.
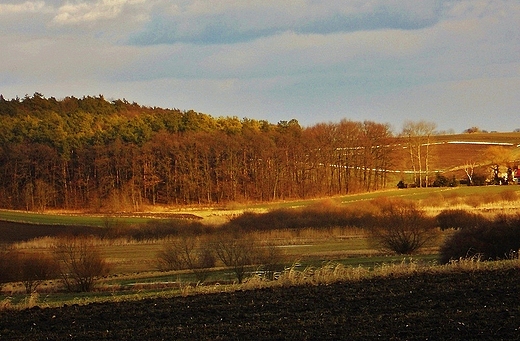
left=255, top=242, right=284, bottom=280
left=212, top=233, right=256, bottom=283
left=401, top=121, right=437, bottom=187
left=464, top=160, right=477, bottom=185
left=369, top=198, right=439, bottom=254
left=54, top=237, right=109, bottom=292
left=156, top=235, right=216, bottom=283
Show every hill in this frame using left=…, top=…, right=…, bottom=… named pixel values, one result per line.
left=391, top=132, right=520, bottom=185
left=1, top=94, right=519, bottom=212
left=429, top=132, right=520, bottom=172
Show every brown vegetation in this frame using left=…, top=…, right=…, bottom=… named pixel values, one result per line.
left=439, top=214, right=520, bottom=263
left=156, top=235, right=216, bottom=282
left=54, top=237, right=110, bottom=292
left=368, top=198, right=439, bottom=254
left=0, top=249, right=59, bottom=294
left=0, top=95, right=395, bottom=211
left=1, top=188, right=520, bottom=300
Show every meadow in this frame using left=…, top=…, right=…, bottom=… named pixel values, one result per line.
left=2, top=184, right=520, bottom=309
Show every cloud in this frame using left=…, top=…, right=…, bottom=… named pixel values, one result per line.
left=51, top=0, right=147, bottom=25
left=0, top=0, right=519, bottom=134
left=0, top=1, right=45, bottom=14
left=0, top=34, right=139, bottom=87
left=129, top=0, right=445, bottom=45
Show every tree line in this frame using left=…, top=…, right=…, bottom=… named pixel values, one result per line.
left=0, top=93, right=395, bottom=211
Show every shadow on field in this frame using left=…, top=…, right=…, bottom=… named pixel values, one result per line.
left=0, top=221, right=101, bottom=243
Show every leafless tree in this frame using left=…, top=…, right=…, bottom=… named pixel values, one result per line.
left=54, top=237, right=109, bottom=292
left=464, top=160, right=477, bottom=185
left=401, top=121, right=437, bottom=187
left=255, top=242, right=284, bottom=280
left=369, top=198, right=439, bottom=254
left=212, top=233, right=256, bottom=283
left=156, top=235, right=216, bottom=283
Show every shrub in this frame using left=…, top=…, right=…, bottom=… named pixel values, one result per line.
left=224, top=200, right=376, bottom=232
left=432, top=174, right=457, bottom=187
left=439, top=214, right=520, bottom=263
left=500, top=189, right=519, bottom=202
left=54, top=237, right=110, bottom=292
left=212, top=233, right=257, bottom=283
left=13, top=252, right=59, bottom=294
left=1, top=248, right=59, bottom=293
left=464, top=194, right=487, bottom=208
left=0, top=248, right=16, bottom=287
left=156, top=235, right=216, bottom=283
left=436, top=209, right=489, bottom=230
left=108, top=219, right=211, bottom=241
left=368, top=198, right=438, bottom=255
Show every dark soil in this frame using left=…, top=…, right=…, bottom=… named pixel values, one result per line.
left=1, top=268, right=519, bottom=340
left=0, top=220, right=101, bottom=244
left=0, top=215, right=202, bottom=244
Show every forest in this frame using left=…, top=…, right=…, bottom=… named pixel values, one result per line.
left=0, top=93, right=396, bottom=211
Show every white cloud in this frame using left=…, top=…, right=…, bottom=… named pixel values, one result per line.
left=0, top=0, right=519, bottom=133
left=0, top=1, right=45, bottom=14
left=52, top=0, right=148, bottom=25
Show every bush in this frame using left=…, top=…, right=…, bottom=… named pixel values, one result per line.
left=436, top=209, right=489, bottom=230
left=212, top=233, right=257, bottom=283
left=224, top=200, right=377, bottom=232
left=432, top=174, right=457, bottom=187
left=0, top=248, right=16, bottom=286
left=500, top=190, right=519, bottom=202
left=368, top=198, right=438, bottom=255
left=156, top=235, right=216, bottom=283
left=54, top=237, right=110, bottom=292
left=108, top=219, right=211, bottom=241
left=0, top=248, right=59, bottom=293
left=13, top=252, right=59, bottom=293
left=439, top=214, right=520, bottom=263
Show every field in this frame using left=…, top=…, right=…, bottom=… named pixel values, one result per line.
left=1, top=265, right=519, bottom=340
left=2, top=131, right=520, bottom=340
left=2, top=185, right=520, bottom=297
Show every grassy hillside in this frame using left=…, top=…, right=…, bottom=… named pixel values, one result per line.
left=392, top=132, right=520, bottom=184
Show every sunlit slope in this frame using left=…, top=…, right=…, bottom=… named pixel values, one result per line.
left=394, top=132, right=520, bottom=173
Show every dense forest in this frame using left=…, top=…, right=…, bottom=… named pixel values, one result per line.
left=0, top=93, right=395, bottom=211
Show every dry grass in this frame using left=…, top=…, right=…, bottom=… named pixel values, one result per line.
left=2, top=255, right=519, bottom=311
left=0, top=297, right=13, bottom=310
left=3, top=186, right=520, bottom=310
left=252, top=226, right=366, bottom=246
left=242, top=256, right=520, bottom=291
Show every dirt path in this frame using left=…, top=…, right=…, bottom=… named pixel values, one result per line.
left=1, top=267, right=519, bottom=340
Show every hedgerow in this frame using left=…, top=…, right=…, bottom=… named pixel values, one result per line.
left=439, top=214, right=520, bottom=263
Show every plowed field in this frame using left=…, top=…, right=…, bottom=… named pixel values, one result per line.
left=1, top=268, right=519, bottom=340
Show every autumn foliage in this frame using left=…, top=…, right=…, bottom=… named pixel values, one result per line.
left=0, top=94, right=394, bottom=211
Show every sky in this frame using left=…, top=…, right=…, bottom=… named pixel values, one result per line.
left=0, top=0, right=519, bottom=134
